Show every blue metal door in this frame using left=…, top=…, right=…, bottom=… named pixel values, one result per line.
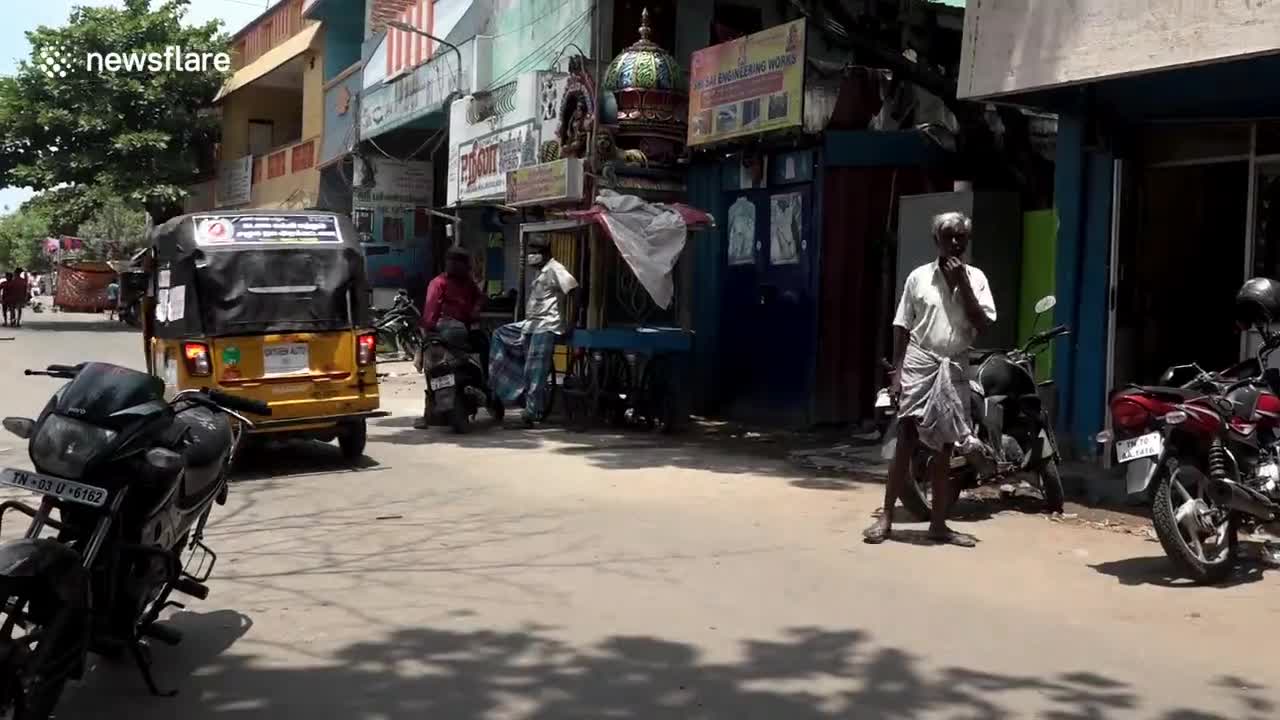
left=721, top=184, right=815, bottom=424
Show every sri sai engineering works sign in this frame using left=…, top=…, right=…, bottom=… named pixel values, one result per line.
left=688, top=19, right=805, bottom=146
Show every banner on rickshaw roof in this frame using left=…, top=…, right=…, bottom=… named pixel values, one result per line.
left=688, top=19, right=806, bottom=146
left=192, top=215, right=343, bottom=246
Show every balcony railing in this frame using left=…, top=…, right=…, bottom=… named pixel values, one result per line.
left=252, top=136, right=317, bottom=185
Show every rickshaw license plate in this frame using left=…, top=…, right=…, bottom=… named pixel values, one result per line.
left=264, top=343, right=309, bottom=375
left=430, top=374, right=455, bottom=391
left=0, top=468, right=107, bottom=508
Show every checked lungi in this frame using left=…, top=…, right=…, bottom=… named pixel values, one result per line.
left=489, top=323, right=557, bottom=419
left=897, top=343, right=978, bottom=453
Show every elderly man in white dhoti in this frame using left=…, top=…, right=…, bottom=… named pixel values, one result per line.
left=864, top=211, right=997, bottom=547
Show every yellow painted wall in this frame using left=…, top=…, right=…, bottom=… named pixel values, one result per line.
left=301, top=42, right=324, bottom=140
left=250, top=165, right=320, bottom=208
left=220, top=85, right=305, bottom=159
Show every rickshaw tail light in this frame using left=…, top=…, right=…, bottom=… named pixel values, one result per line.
left=183, top=342, right=212, bottom=377
left=357, top=333, right=377, bottom=366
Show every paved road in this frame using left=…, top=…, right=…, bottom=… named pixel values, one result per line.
left=1, top=314, right=1279, bottom=719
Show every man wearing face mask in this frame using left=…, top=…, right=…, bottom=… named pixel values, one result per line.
left=863, top=211, right=996, bottom=548
left=489, top=236, right=579, bottom=426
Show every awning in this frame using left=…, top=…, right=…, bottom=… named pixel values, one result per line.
left=215, top=23, right=322, bottom=103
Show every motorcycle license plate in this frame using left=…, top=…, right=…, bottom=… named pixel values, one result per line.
left=874, top=389, right=892, bottom=408
left=1115, top=432, right=1162, bottom=464
left=0, top=468, right=107, bottom=508
left=429, top=374, right=456, bottom=391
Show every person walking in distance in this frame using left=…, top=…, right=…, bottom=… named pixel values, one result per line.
left=864, top=211, right=996, bottom=547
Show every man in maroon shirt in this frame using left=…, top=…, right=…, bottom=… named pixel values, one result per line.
left=421, top=247, right=484, bottom=332
left=415, top=247, right=488, bottom=429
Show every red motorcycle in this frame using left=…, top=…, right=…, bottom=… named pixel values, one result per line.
left=1106, top=278, right=1280, bottom=583
left=1102, top=359, right=1258, bottom=500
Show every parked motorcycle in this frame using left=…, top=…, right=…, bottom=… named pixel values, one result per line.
left=1100, top=358, right=1258, bottom=501
left=0, top=362, right=269, bottom=717
left=374, top=290, right=422, bottom=361
left=1110, top=278, right=1280, bottom=583
left=423, top=322, right=502, bottom=433
left=882, top=296, right=1069, bottom=520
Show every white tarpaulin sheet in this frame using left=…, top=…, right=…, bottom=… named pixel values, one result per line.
left=593, top=191, right=690, bottom=310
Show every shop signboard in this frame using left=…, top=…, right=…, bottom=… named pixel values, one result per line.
left=959, top=0, right=1280, bottom=99
left=360, top=41, right=470, bottom=139
left=506, top=158, right=584, bottom=207
left=453, top=121, right=539, bottom=203
left=353, top=158, right=433, bottom=209
left=215, top=155, right=252, bottom=207
left=688, top=19, right=806, bottom=146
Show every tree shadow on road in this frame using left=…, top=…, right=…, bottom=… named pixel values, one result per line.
left=55, top=621, right=1267, bottom=720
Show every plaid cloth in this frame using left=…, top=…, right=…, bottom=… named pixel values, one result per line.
left=490, top=323, right=557, bottom=418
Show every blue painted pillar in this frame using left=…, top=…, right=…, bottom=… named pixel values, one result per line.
left=1076, top=150, right=1114, bottom=454
left=1053, top=115, right=1085, bottom=446
left=1053, top=111, right=1114, bottom=455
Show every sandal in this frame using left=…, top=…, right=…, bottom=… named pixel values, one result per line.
left=862, top=521, right=892, bottom=544
left=928, top=529, right=977, bottom=548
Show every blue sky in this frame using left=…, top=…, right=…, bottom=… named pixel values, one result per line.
left=0, top=0, right=268, bottom=214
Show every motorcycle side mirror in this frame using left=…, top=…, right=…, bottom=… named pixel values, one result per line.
left=1034, top=295, right=1057, bottom=315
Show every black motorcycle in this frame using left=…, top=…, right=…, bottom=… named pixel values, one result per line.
left=880, top=296, right=1069, bottom=520
left=374, top=290, right=423, bottom=361
left=0, top=362, right=269, bottom=718
left=423, top=323, right=502, bottom=433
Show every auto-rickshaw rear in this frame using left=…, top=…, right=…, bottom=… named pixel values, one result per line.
left=144, top=211, right=386, bottom=461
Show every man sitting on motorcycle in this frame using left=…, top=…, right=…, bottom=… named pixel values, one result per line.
left=864, top=211, right=996, bottom=548
left=415, top=247, right=487, bottom=429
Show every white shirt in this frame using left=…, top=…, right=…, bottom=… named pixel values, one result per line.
left=893, top=261, right=997, bottom=358
left=523, top=258, right=578, bottom=335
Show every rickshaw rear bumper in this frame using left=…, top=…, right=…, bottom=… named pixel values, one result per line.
left=246, top=410, right=389, bottom=435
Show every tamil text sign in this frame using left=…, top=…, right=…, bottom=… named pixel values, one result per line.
left=353, top=158, right=433, bottom=209
left=959, top=0, right=1280, bottom=99
left=506, top=158, right=584, bottom=207
left=453, top=121, right=539, bottom=204
left=688, top=19, right=805, bottom=146
left=215, top=155, right=252, bottom=207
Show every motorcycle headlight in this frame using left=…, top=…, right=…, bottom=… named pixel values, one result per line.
left=30, top=415, right=117, bottom=480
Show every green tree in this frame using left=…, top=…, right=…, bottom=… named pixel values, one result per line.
left=77, top=196, right=148, bottom=260
left=0, top=206, right=51, bottom=272
left=0, top=0, right=228, bottom=224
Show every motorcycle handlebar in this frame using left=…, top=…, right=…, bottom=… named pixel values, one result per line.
left=201, top=389, right=272, bottom=417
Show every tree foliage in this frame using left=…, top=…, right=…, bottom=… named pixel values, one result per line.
left=0, top=207, right=51, bottom=272
left=0, top=0, right=228, bottom=223
left=77, top=196, right=148, bottom=260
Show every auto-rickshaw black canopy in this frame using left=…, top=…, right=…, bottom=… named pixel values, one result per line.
left=149, top=210, right=372, bottom=338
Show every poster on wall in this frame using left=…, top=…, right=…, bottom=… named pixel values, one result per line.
left=769, top=192, right=801, bottom=265
left=688, top=19, right=806, bottom=146
left=727, top=197, right=756, bottom=266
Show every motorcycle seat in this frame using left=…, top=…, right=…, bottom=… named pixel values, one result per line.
left=1127, top=385, right=1202, bottom=401
left=968, top=349, right=1000, bottom=365
left=172, top=406, right=232, bottom=508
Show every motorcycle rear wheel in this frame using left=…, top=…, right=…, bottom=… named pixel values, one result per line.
left=1151, top=462, right=1238, bottom=584
left=1038, top=458, right=1066, bottom=514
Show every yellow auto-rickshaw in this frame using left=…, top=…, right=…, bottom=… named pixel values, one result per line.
left=143, top=210, right=386, bottom=461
